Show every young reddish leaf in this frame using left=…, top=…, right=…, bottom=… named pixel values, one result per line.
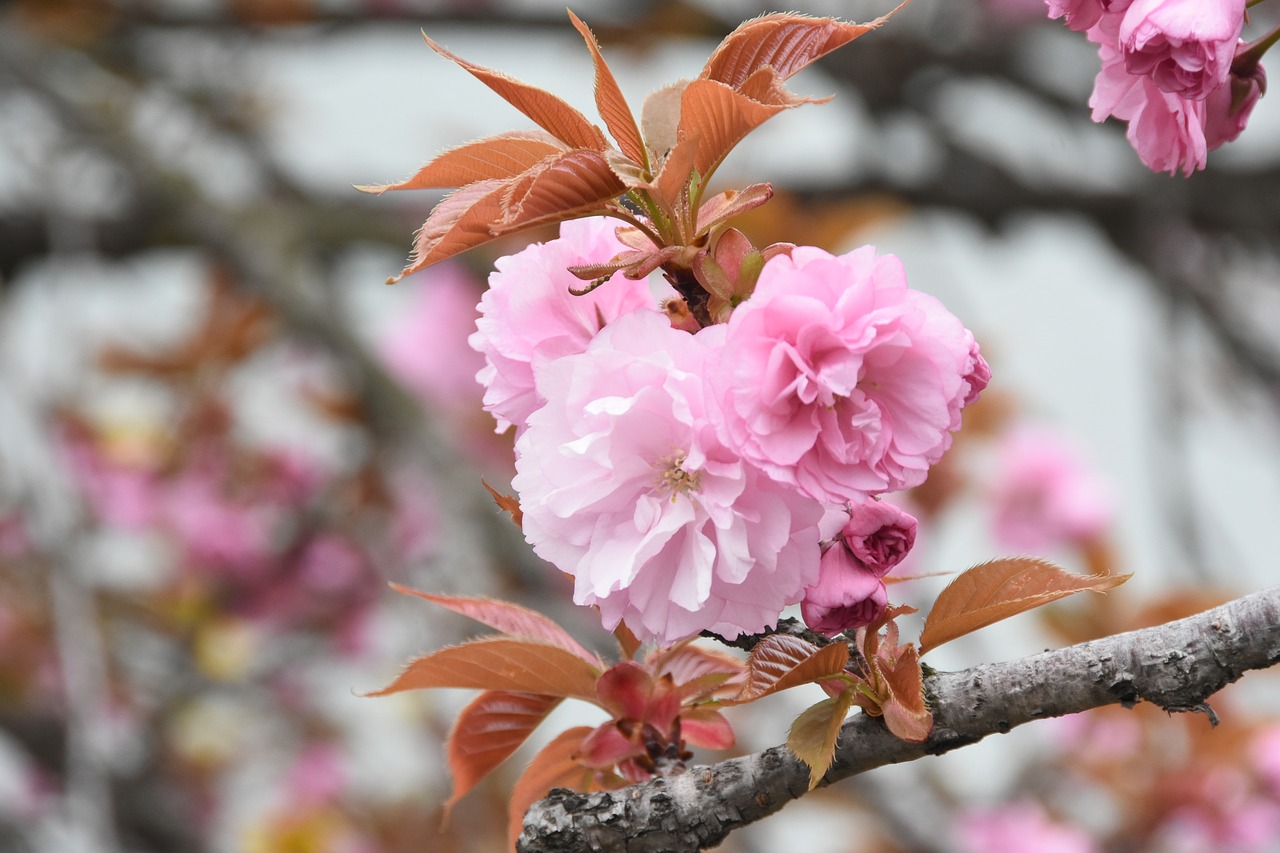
left=787, top=689, right=856, bottom=790
left=356, top=131, right=565, bottom=193
left=919, top=558, right=1132, bottom=655
left=481, top=479, right=523, bottom=530
left=568, top=11, right=648, bottom=168
left=678, top=79, right=789, bottom=180
left=422, top=33, right=608, bottom=152
left=595, top=661, right=654, bottom=720
left=364, top=637, right=600, bottom=700
left=650, top=643, right=745, bottom=695
left=640, top=80, right=689, bottom=164
left=444, top=691, right=563, bottom=819
left=681, top=707, right=736, bottom=750
left=495, top=149, right=625, bottom=232
left=879, top=644, right=933, bottom=742
left=652, top=131, right=700, bottom=216
left=388, top=584, right=598, bottom=664
left=695, top=184, right=775, bottom=236
left=614, top=621, right=642, bottom=661
left=507, top=726, right=599, bottom=848
left=389, top=178, right=508, bottom=282
left=700, top=10, right=896, bottom=89
left=732, top=634, right=850, bottom=703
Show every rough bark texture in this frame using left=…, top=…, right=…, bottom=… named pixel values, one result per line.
left=519, top=586, right=1280, bottom=853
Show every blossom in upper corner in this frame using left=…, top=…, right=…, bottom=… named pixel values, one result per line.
left=1118, top=0, right=1247, bottom=99
left=1089, top=12, right=1210, bottom=175
left=989, top=426, right=1112, bottom=553
left=469, top=217, right=673, bottom=434
left=512, top=310, right=825, bottom=644
left=1046, top=0, right=1129, bottom=33
left=711, top=246, right=989, bottom=505
left=800, top=499, right=915, bottom=636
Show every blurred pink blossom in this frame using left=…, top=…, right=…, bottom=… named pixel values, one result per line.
left=990, top=426, right=1112, bottom=552
left=470, top=217, right=673, bottom=434
left=1119, top=0, right=1246, bottom=99
left=285, top=743, right=347, bottom=806
left=163, top=464, right=278, bottom=575
left=379, top=262, right=485, bottom=413
left=513, top=310, right=824, bottom=644
left=712, top=246, right=987, bottom=504
left=957, top=802, right=1098, bottom=853
left=1251, top=725, right=1280, bottom=797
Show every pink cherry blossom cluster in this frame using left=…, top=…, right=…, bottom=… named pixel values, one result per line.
left=470, top=219, right=989, bottom=644
left=1048, top=0, right=1270, bottom=175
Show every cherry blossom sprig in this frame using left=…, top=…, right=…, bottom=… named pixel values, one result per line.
left=1048, top=0, right=1273, bottom=175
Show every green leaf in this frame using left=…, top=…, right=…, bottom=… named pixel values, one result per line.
left=787, top=689, right=856, bottom=790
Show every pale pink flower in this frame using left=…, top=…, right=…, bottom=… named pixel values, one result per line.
left=380, top=262, right=485, bottom=413
left=1089, top=11, right=1210, bottom=175
left=513, top=310, right=824, bottom=644
left=990, top=426, right=1112, bottom=552
left=1119, top=0, right=1246, bottom=99
left=957, top=803, right=1099, bottom=853
left=712, top=246, right=988, bottom=505
left=1204, top=54, right=1267, bottom=148
left=800, top=541, right=888, bottom=637
left=469, top=217, right=673, bottom=434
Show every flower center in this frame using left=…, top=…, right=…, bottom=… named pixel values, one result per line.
left=654, top=449, right=701, bottom=501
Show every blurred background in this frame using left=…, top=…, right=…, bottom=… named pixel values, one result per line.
left=2, top=0, right=1280, bottom=851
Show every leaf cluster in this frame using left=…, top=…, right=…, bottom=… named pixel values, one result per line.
left=363, top=7, right=907, bottom=324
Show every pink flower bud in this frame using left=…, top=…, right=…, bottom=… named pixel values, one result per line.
left=1204, top=54, right=1266, bottom=148
left=840, top=499, right=919, bottom=577
left=1119, top=0, right=1247, bottom=99
left=800, top=550, right=887, bottom=637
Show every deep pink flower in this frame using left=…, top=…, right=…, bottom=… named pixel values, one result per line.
left=839, top=499, right=918, bottom=576
left=1089, top=11, right=1209, bottom=175
left=800, top=538, right=888, bottom=637
left=712, top=246, right=987, bottom=504
left=1204, top=53, right=1267, bottom=148
left=990, top=426, right=1112, bottom=552
left=1119, top=0, right=1246, bottom=99
left=469, top=217, right=673, bottom=434
left=512, top=310, right=824, bottom=644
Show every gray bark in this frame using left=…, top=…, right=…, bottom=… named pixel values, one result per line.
left=519, top=585, right=1280, bottom=852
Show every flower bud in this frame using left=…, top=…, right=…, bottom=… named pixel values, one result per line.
left=840, top=499, right=919, bottom=577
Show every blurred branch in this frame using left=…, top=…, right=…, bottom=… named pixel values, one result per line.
left=0, top=26, right=540, bottom=581
left=520, top=585, right=1280, bottom=853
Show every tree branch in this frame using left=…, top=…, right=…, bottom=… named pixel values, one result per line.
left=519, top=585, right=1280, bottom=853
